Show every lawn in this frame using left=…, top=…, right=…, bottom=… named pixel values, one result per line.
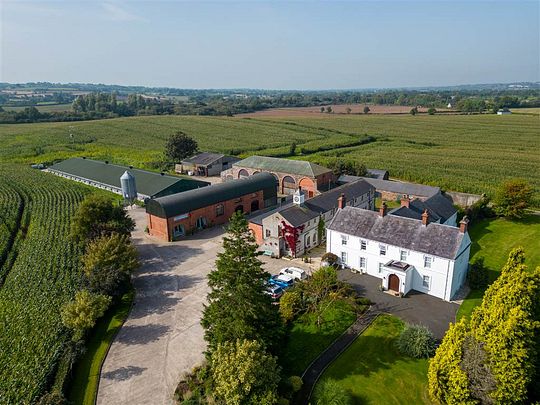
left=68, top=289, right=134, bottom=405
left=457, top=214, right=540, bottom=319
left=0, top=114, right=538, bottom=203
left=280, top=299, right=359, bottom=376
left=314, top=314, right=431, bottom=405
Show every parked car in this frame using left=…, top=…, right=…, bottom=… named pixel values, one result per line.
left=265, top=284, right=284, bottom=301
left=269, top=274, right=295, bottom=289
left=280, top=267, right=308, bottom=281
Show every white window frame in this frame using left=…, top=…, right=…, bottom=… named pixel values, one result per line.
left=378, top=262, right=383, bottom=273
left=379, top=244, right=387, bottom=256
left=341, top=234, right=348, bottom=245
left=359, top=257, right=366, bottom=269
left=423, top=275, right=431, bottom=289
left=424, top=256, right=432, bottom=268
left=400, top=250, right=408, bottom=262
left=341, top=251, right=348, bottom=265
left=360, top=240, right=367, bottom=250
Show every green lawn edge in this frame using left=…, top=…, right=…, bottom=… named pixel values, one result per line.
left=68, top=288, right=134, bottom=405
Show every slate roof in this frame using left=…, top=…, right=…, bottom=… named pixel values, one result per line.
left=327, top=206, right=470, bottom=260
left=146, top=172, right=277, bottom=218
left=278, top=179, right=374, bottom=227
left=234, top=155, right=332, bottom=177
left=181, top=152, right=225, bottom=166
left=49, top=157, right=208, bottom=198
left=366, top=168, right=389, bottom=180
left=389, top=193, right=457, bottom=224
left=338, top=175, right=440, bottom=198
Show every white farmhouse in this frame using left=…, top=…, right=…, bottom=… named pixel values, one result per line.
left=326, top=205, right=471, bottom=301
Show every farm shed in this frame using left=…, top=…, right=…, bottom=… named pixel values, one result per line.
left=176, top=152, right=240, bottom=176
left=48, top=157, right=209, bottom=200
left=146, top=172, right=278, bottom=241
left=221, top=155, right=335, bottom=198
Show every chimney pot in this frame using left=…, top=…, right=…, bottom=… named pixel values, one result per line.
left=400, top=195, right=410, bottom=208
left=379, top=202, right=387, bottom=217
left=337, top=193, right=346, bottom=209
left=421, top=209, right=429, bottom=226
left=459, top=216, right=469, bottom=233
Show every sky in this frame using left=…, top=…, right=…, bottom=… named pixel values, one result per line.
left=1, top=0, right=539, bottom=89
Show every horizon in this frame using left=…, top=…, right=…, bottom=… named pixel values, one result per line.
left=2, top=1, right=539, bottom=89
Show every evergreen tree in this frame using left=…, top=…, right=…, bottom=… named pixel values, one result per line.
left=201, top=212, right=283, bottom=354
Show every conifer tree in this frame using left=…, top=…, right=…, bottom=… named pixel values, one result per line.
left=201, top=212, right=283, bottom=354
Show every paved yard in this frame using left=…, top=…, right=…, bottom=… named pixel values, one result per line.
left=97, top=208, right=223, bottom=405
left=97, top=208, right=311, bottom=405
left=338, top=270, right=459, bottom=339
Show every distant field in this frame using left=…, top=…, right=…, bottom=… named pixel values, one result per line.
left=0, top=114, right=538, bottom=201
left=2, top=103, right=73, bottom=112
left=237, top=104, right=454, bottom=117
left=511, top=107, right=540, bottom=115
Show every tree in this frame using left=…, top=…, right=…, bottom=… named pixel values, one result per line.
left=61, top=290, right=111, bottom=341
left=410, top=107, right=418, bottom=115
left=70, top=194, right=135, bottom=243
left=493, top=179, right=533, bottom=218
left=313, top=379, right=353, bottom=405
left=396, top=324, right=436, bottom=359
left=363, top=105, right=370, bottom=114
left=320, top=107, right=325, bottom=113
left=289, top=141, right=297, bottom=156
left=82, top=234, right=139, bottom=296
left=467, top=257, right=489, bottom=290
left=211, top=339, right=280, bottom=405
left=279, top=288, right=303, bottom=322
left=326, top=106, right=333, bottom=113
left=201, top=212, right=283, bottom=354
left=345, top=107, right=352, bottom=114
left=428, top=107, right=436, bottom=115
left=429, top=248, right=540, bottom=404
left=164, top=131, right=198, bottom=163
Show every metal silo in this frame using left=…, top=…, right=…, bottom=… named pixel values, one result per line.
left=120, top=170, right=137, bottom=202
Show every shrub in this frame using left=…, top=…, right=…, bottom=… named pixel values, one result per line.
left=356, top=297, right=372, bottom=306
left=279, top=289, right=303, bottom=322
left=321, top=252, right=339, bottom=267
left=396, top=324, right=436, bottom=359
left=313, top=379, right=353, bottom=405
left=428, top=107, right=437, bottom=115
left=467, top=257, right=489, bottom=290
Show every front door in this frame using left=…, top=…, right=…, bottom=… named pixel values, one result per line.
left=388, top=274, right=400, bottom=292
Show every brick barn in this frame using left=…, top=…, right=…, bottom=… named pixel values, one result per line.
left=146, top=172, right=277, bottom=241
left=221, top=155, right=335, bottom=198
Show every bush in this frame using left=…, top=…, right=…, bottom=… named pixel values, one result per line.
left=279, top=375, right=303, bottom=400
left=313, top=379, right=353, bottom=405
left=279, top=289, right=303, bottom=322
left=467, top=257, right=489, bottom=290
left=428, top=107, right=437, bottom=115
left=321, top=252, right=339, bottom=267
left=396, top=324, right=436, bottom=359
left=356, top=297, right=372, bottom=306
left=493, top=178, right=533, bottom=218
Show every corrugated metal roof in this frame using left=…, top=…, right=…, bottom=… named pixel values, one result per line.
left=181, top=152, right=225, bottom=166
left=327, top=206, right=469, bottom=260
left=234, top=155, right=331, bottom=177
left=146, top=172, right=278, bottom=218
left=49, top=157, right=208, bottom=198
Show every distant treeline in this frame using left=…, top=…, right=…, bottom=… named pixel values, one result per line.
left=1, top=88, right=539, bottom=124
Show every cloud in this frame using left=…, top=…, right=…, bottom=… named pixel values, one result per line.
left=101, top=2, right=146, bottom=22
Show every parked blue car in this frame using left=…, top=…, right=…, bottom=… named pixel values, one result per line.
left=269, top=274, right=295, bottom=289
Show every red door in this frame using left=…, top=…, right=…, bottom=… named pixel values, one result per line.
left=388, top=274, right=400, bottom=292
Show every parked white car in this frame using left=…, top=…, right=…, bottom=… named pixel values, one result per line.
left=280, top=267, right=308, bottom=281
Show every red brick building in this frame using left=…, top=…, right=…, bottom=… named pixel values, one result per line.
left=146, top=172, right=277, bottom=241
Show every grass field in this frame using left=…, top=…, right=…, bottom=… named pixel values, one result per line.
left=314, top=314, right=431, bottom=405
left=1, top=114, right=538, bottom=202
left=68, top=289, right=134, bottom=405
left=457, top=214, right=540, bottom=319
left=2, top=103, right=73, bottom=113
left=281, top=300, right=358, bottom=377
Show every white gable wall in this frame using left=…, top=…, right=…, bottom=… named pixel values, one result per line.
left=326, top=227, right=463, bottom=301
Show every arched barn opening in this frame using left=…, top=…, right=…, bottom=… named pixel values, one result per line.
left=238, top=169, right=249, bottom=178
left=235, top=205, right=244, bottom=213
left=250, top=200, right=260, bottom=212
left=299, top=177, right=316, bottom=198
left=282, top=176, right=296, bottom=195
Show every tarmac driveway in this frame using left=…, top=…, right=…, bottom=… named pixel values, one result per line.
left=338, top=270, right=460, bottom=340
left=97, top=208, right=224, bottom=405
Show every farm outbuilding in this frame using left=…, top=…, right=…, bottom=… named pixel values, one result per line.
left=146, top=172, right=278, bottom=241
left=176, top=152, right=240, bottom=177
left=48, top=157, right=209, bottom=200
left=221, top=155, right=335, bottom=198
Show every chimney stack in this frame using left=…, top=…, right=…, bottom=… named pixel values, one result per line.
left=379, top=202, right=387, bottom=217
left=459, top=216, right=469, bottom=233
left=400, top=195, right=410, bottom=208
left=421, top=209, right=429, bottom=226
left=337, top=193, right=346, bottom=209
